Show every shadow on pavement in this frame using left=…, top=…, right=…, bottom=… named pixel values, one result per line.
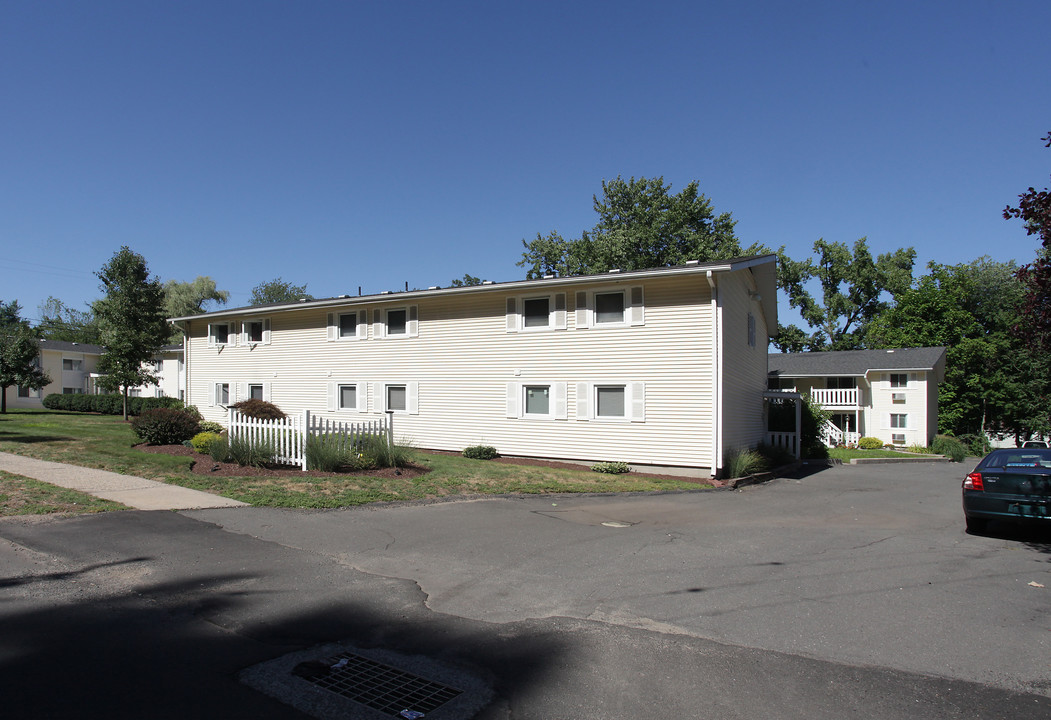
left=0, top=564, right=561, bottom=719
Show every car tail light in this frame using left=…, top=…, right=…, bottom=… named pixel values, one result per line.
left=963, top=472, right=984, bottom=491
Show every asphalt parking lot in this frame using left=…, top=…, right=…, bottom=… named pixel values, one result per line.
left=1, top=460, right=1049, bottom=718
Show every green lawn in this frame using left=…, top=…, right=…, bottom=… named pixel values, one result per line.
left=0, top=409, right=709, bottom=512
left=826, top=446, right=941, bottom=461
left=0, top=470, right=127, bottom=516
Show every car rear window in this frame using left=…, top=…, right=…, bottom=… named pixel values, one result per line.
left=982, top=450, right=1051, bottom=468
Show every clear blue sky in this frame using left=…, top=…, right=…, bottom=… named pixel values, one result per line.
left=3, top=0, right=1049, bottom=327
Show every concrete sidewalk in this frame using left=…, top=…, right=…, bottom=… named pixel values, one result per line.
left=0, top=452, right=247, bottom=510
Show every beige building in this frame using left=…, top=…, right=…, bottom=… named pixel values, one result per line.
left=4, top=340, right=103, bottom=409
left=172, top=256, right=779, bottom=476
left=767, top=347, right=947, bottom=447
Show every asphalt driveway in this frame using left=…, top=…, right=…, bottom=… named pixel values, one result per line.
left=1, top=460, right=1048, bottom=718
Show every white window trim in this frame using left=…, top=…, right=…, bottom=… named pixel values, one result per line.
left=327, top=381, right=368, bottom=413
left=241, top=317, right=272, bottom=346
left=574, top=286, right=644, bottom=329
left=244, top=382, right=270, bottom=402
left=575, top=381, right=645, bottom=422
left=374, top=381, right=419, bottom=414
left=211, top=381, right=232, bottom=407
left=506, top=294, right=568, bottom=333
left=208, top=322, right=237, bottom=348
left=889, top=373, right=909, bottom=388
left=506, top=382, right=568, bottom=420
left=890, top=413, right=908, bottom=430
left=328, top=310, right=369, bottom=341
left=891, top=433, right=907, bottom=446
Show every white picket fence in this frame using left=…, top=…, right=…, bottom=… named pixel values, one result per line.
left=227, top=409, right=392, bottom=470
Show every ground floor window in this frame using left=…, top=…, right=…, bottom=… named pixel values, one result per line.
left=386, top=384, right=407, bottom=412
left=215, top=383, right=230, bottom=406
left=890, top=413, right=908, bottom=429
left=339, top=384, right=357, bottom=410
left=524, top=385, right=550, bottom=416
left=249, top=384, right=264, bottom=401
left=595, top=385, right=626, bottom=418
left=62, top=387, right=84, bottom=395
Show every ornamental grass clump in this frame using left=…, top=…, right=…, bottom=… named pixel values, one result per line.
left=723, top=447, right=767, bottom=479
left=931, top=434, right=967, bottom=462
left=224, top=434, right=277, bottom=467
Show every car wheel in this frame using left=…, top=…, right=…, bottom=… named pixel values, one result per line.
left=965, top=516, right=988, bottom=533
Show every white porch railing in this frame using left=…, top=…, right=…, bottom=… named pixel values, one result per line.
left=766, top=431, right=799, bottom=459
left=808, top=388, right=859, bottom=407
left=227, top=409, right=392, bottom=470
left=819, top=420, right=860, bottom=448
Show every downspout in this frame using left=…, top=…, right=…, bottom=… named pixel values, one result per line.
left=706, top=271, right=721, bottom=477
left=172, top=320, right=189, bottom=406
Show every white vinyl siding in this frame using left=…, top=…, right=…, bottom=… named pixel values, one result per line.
left=182, top=269, right=739, bottom=470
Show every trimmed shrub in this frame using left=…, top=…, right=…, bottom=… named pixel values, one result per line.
left=229, top=398, right=286, bottom=420
left=958, top=433, right=991, bottom=457
left=858, top=436, right=883, bottom=450
left=198, top=420, right=225, bottom=434
left=591, top=461, right=631, bottom=474
left=42, top=393, right=183, bottom=416
left=931, top=434, right=967, bottom=462
left=131, top=408, right=200, bottom=445
left=190, top=431, right=222, bottom=454
left=462, top=445, right=499, bottom=460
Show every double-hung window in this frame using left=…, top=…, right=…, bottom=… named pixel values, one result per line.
left=372, top=382, right=419, bottom=414
left=327, top=310, right=368, bottom=341
left=326, top=381, right=366, bottom=412
left=62, top=358, right=82, bottom=371
left=242, top=318, right=271, bottom=345
left=890, top=413, right=908, bottom=429
left=890, top=373, right=908, bottom=388
left=575, top=286, right=644, bottom=329
left=575, top=382, right=646, bottom=422
left=373, top=306, right=418, bottom=339
left=209, top=322, right=235, bottom=347
left=506, top=294, right=567, bottom=332
left=248, top=384, right=264, bottom=401
left=214, top=383, right=230, bottom=406
left=506, top=382, right=567, bottom=419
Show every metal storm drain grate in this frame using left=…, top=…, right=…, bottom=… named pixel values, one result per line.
left=293, top=653, right=463, bottom=718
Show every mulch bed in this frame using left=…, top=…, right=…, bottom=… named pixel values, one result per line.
left=137, top=444, right=712, bottom=484
left=135, top=443, right=428, bottom=479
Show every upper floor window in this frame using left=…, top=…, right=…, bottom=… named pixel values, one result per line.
left=327, top=310, right=368, bottom=341
left=62, top=358, right=83, bottom=371
left=890, top=373, right=908, bottom=388
left=242, top=318, right=271, bottom=345
left=890, top=413, right=908, bottom=429
left=208, top=322, right=235, bottom=347
left=373, top=306, right=418, bottom=339
left=506, top=294, right=567, bottom=332
left=574, top=286, right=644, bottom=329
left=827, top=377, right=857, bottom=389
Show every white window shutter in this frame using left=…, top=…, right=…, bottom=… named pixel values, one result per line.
left=506, top=383, right=519, bottom=418
left=262, top=318, right=271, bottom=345
left=553, top=382, right=567, bottom=419
left=374, top=310, right=384, bottom=339
left=408, top=305, right=419, bottom=337
left=553, top=293, right=567, bottom=330
left=207, top=324, right=216, bottom=347
left=357, top=310, right=368, bottom=339
left=575, top=382, right=589, bottom=420
left=228, top=322, right=237, bottom=347
left=575, top=292, right=589, bottom=329
left=408, top=382, right=419, bottom=415
left=506, top=298, right=518, bottom=332
left=629, top=286, right=645, bottom=326
left=240, top=322, right=248, bottom=345
left=209, top=383, right=217, bottom=406
left=630, top=382, right=646, bottom=422
left=327, top=382, right=336, bottom=411
left=373, top=382, right=384, bottom=411
left=357, top=381, right=368, bottom=413
left=326, top=313, right=337, bottom=341
left=235, top=382, right=246, bottom=403
left=263, top=382, right=272, bottom=402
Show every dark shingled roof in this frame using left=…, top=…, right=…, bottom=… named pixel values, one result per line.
left=37, top=339, right=105, bottom=355
left=768, top=347, right=946, bottom=377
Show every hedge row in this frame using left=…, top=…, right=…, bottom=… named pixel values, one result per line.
left=42, top=393, right=184, bottom=416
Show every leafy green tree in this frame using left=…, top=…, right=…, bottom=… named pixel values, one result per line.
left=774, top=238, right=915, bottom=351
left=450, top=274, right=485, bottom=287
left=92, top=247, right=170, bottom=420
left=1005, top=131, right=1051, bottom=351
left=162, top=276, right=229, bottom=342
left=35, top=296, right=101, bottom=344
left=0, top=301, right=51, bottom=413
left=517, top=176, right=765, bottom=278
left=867, top=258, right=1047, bottom=440
left=249, top=278, right=313, bottom=305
